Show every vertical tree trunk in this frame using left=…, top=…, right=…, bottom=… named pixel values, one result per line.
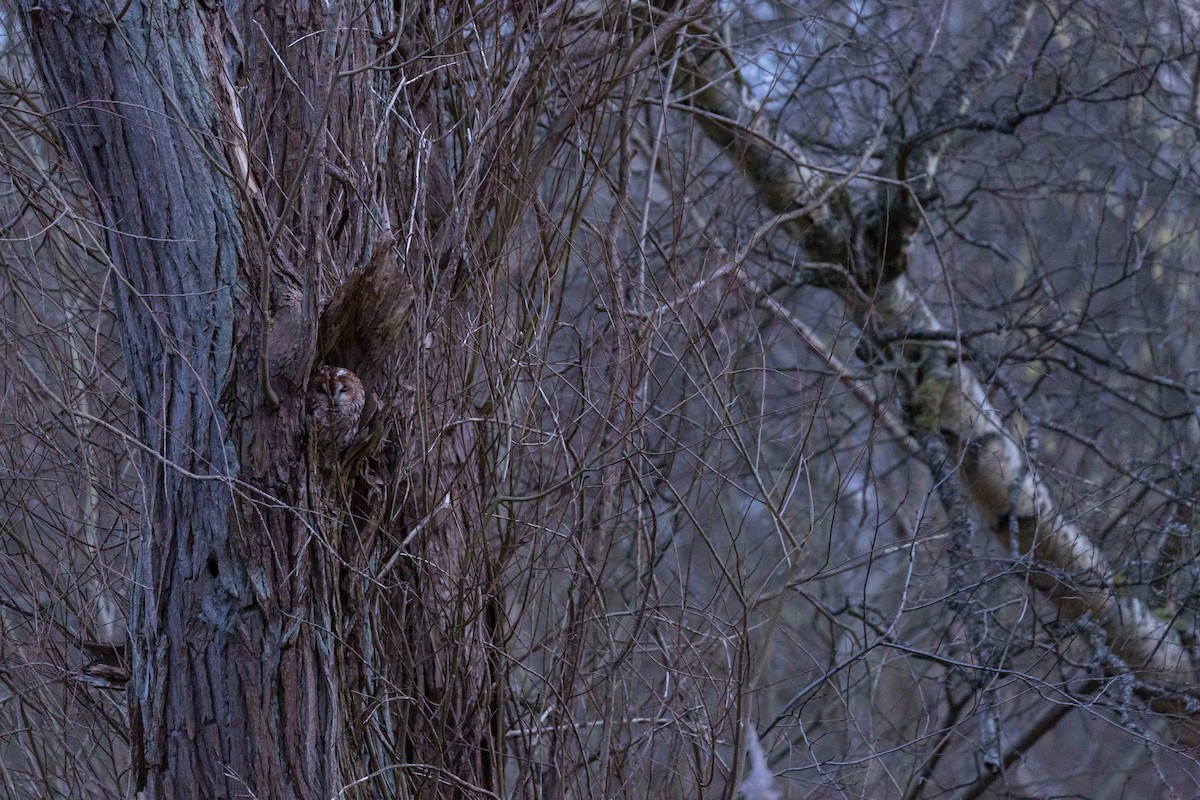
left=17, top=3, right=346, bottom=797
left=19, top=0, right=558, bottom=795
left=19, top=0, right=690, bottom=795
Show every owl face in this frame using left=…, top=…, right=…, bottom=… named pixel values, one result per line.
left=307, top=366, right=365, bottom=452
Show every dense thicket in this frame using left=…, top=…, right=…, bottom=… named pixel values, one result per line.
left=2, top=1, right=1200, bottom=798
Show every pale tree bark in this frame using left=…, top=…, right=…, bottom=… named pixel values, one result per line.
left=670, top=0, right=1200, bottom=711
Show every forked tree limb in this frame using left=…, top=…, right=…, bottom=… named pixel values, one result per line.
left=668, top=9, right=1200, bottom=698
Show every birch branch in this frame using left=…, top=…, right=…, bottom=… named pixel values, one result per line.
left=668, top=9, right=1199, bottom=698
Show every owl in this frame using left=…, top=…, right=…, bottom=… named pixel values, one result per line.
left=307, top=366, right=365, bottom=454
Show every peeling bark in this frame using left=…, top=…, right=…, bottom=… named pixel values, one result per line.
left=15, top=3, right=343, bottom=797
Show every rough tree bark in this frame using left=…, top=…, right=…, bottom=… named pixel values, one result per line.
left=17, top=4, right=343, bottom=797
left=17, top=0, right=708, bottom=796
left=16, top=2, right=491, bottom=798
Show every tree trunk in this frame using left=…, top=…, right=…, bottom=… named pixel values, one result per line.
left=17, top=2, right=507, bottom=797
left=17, top=4, right=342, bottom=797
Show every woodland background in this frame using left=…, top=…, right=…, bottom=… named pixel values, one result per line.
left=2, top=0, right=1200, bottom=798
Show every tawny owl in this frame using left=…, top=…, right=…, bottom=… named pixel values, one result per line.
left=307, top=366, right=365, bottom=453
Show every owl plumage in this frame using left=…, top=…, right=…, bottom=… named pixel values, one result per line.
left=307, top=366, right=365, bottom=454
